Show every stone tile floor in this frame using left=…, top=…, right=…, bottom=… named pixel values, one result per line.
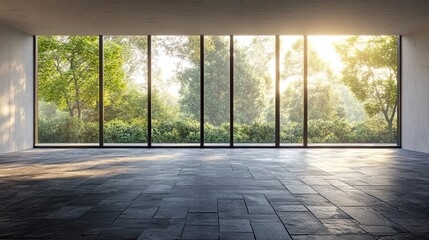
left=0, top=148, right=428, bottom=239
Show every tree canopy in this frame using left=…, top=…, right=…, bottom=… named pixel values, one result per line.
left=175, top=36, right=274, bottom=125
left=280, top=39, right=345, bottom=123
left=38, top=36, right=126, bottom=120
left=335, top=36, right=398, bottom=140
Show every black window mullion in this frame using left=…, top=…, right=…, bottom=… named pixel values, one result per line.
left=99, top=35, right=104, bottom=147
left=230, top=35, right=234, bottom=147
left=397, top=35, right=402, bottom=147
left=200, top=35, right=204, bottom=147
left=303, top=35, right=308, bottom=147
left=275, top=35, right=280, bottom=147
left=148, top=35, right=152, bottom=147
left=33, top=36, right=38, bottom=147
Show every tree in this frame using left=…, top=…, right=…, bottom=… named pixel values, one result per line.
left=38, top=36, right=126, bottom=120
left=335, top=36, right=398, bottom=140
left=175, top=36, right=274, bottom=125
left=281, top=39, right=345, bottom=123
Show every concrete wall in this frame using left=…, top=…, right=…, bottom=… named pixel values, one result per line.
left=402, top=28, right=429, bottom=153
left=0, top=22, right=33, bottom=154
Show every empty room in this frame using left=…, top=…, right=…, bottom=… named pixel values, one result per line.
left=0, top=0, right=429, bottom=239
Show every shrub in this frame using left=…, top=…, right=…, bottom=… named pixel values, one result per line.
left=38, top=116, right=396, bottom=144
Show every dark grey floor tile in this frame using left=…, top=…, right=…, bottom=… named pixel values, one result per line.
left=97, top=227, right=144, bottom=240
left=219, top=219, right=252, bottom=232
left=110, top=218, right=172, bottom=229
left=218, top=199, right=248, bottom=216
left=186, top=213, right=218, bottom=226
left=321, top=219, right=366, bottom=234
left=137, top=219, right=185, bottom=239
left=49, top=234, right=98, bottom=240
left=307, top=206, right=350, bottom=219
left=359, top=225, right=406, bottom=235
left=19, top=219, right=71, bottom=239
left=377, top=234, right=429, bottom=240
left=90, top=200, right=132, bottom=212
left=188, top=201, right=218, bottom=213
left=278, top=212, right=329, bottom=235
left=45, top=206, right=92, bottom=219
left=79, top=211, right=122, bottom=221
left=220, top=232, right=255, bottom=240
left=153, top=206, right=188, bottom=218
left=291, top=235, right=375, bottom=240
left=251, top=219, right=292, bottom=240
left=119, top=207, right=159, bottom=219
left=143, top=185, right=174, bottom=194
left=340, top=207, right=393, bottom=225
left=58, top=219, right=114, bottom=234
left=272, top=203, right=308, bottom=212
left=181, top=225, right=219, bottom=239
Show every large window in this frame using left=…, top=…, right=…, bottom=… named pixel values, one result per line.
left=103, top=36, right=148, bottom=145
left=233, top=36, right=275, bottom=145
left=37, top=36, right=99, bottom=145
left=204, top=36, right=230, bottom=146
left=280, top=36, right=304, bottom=146
left=36, top=35, right=399, bottom=147
left=152, top=36, right=200, bottom=145
left=308, top=36, right=398, bottom=145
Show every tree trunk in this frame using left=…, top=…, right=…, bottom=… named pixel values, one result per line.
left=387, top=119, right=394, bottom=142
left=77, top=106, right=81, bottom=119
left=65, top=98, right=74, bottom=118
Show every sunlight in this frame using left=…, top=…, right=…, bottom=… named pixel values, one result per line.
left=130, top=36, right=349, bottom=92
left=309, top=36, right=350, bottom=75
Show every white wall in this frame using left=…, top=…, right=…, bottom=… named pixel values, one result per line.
left=402, top=28, right=429, bottom=153
left=0, top=22, right=33, bottom=154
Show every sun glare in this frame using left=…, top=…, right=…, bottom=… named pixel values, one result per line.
left=309, top=36, right=350, bottom=75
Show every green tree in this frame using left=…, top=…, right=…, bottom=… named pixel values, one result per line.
left=281, top=39, right=345, bottom=123
left=335, top=36, right=398, bottom=140
left=174, top=36, right=274, bottom=125
left=38, top=36, right=126, bottom=120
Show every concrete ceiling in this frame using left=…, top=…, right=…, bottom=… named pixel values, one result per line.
left=0, top=0, right=429, bottom=35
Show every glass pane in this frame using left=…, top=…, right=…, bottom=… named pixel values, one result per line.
left=204, top=36, right=230, bottom=145
left=233, top=36, right=275, bottom=145
left=103, top=36, right=148, bottom=145
left=152, top=36, right=200, bottom=145
left=37, top=36, right=99, bottom=145
left=308, top=36, right=398, bottom=145
left=280, top=36, right=304, bottom=145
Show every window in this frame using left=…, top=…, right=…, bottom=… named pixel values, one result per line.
left=204, top=36, right=230, bottom=146
left=37, top=36, right=99, bottom=145
left=233, top=36, right=275, bottom=145
left=35, top=35, right=399, bottom=147
left=280, top=36, right=304, bottom=146
left=151, top=36, right=201, bottom=145
left=308, top=36, right=398, bottom=145
left=103, top=36, right=148, bottom=145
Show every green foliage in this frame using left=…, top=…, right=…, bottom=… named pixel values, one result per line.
left=281, top=122, right=303, bottom=143
left=175, top=36, right=274, bottom=125
left=105, top=120, right=147, bottom=143
left=234, top=122, right=275, bottom=143
left=153, top=119, right=200, bottom=143
left=38, top=36, right=127, bottom=120
left=38, top=117, right=396, bottom=144
left=38, top=115, right=98, bottom=143
left=281, top=39, right=345, bottom=123
left=335, top=36, right=398, bottom=140
left=204, top=123, right=230, bottom=143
